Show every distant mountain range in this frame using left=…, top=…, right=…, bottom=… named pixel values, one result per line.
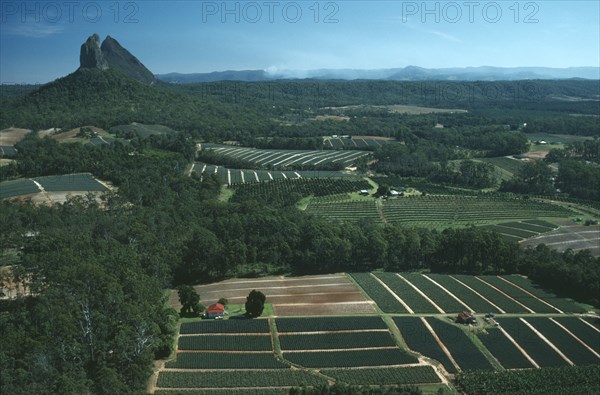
left=157, top=66, right=599, bottom=83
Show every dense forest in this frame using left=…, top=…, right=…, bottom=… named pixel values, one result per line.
left=2, top=73, right=598, bottom=140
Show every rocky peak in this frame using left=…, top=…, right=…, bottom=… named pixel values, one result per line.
left=79, top=34, right=109, bottom=70
left=101, top=35, right=157, bottom=85
left=78, top=34, right=156, bottom=85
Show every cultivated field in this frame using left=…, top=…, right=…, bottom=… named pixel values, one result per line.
left=168, top=274, right=377, bottom=316
left=0, top=173, right=108, bottom=203
left=159, top=272, right=598, bottom=393
left=306, top=195, right=576, bottom=226
left=152, top=313, right=444, bottom=394
left=324, top=136, right=398, bottom=149
left=191, top=162, right=358, bottom=185
left=522, top=220, right=600, bottom=257
left=201, top=145, right=370, bottom=169
left=481, top=220, right=558, bottom=242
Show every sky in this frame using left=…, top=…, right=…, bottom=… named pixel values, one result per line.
left=1, top=0, right=599, bottom=83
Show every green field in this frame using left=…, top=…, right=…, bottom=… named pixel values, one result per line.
left=156, top=274, right=597, bottom=393
left=307, top=195, right=575, bottom=226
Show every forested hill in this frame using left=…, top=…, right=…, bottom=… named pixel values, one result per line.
left=1, top=74, right=598, bottom=137
left=163, top=79, right=600, bottom=110
left=0, top=68, right=270, bottom=134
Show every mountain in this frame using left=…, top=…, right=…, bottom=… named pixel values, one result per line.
left=100, top=36, right=157, bottom=85
left=156, top=66, right=600, bottom=83
left=79, top=34, right=156, bottom=85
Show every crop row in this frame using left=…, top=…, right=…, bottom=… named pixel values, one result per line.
left=232, top=178, right=371, bottom=206
left=204, top=146, right=369, bottom=168
left=157, top=370, right=326, bottom=388
left=452, top=275, right=528, bottom=313
left=349, top=273, right=408, bottom=313
left=33, top=173, right=107, bottom=192
left=179, top=319, right=270, bottom=334
left=193, top=162, right=357, bottom=185
left=0, top=179, right=40, bottom=199
left=478, top=276, right=558, bottom=313
left=482, top=224, right=539, bottom=239
left=166, top=352, right=287, bottom=369
left=308, top=195, right=574, bottom=225
left=374, top=273, right=439, bottom=313
left=500, top=275, right=586, bottom=313
left=401, top=274, right=466, bottom=313
left=275, top=316, right=387, bottom=332
left=1, top=173, right=106, bottom=199
left=423, top=274, right=496, bottom=313
left=322, top=366, right=441, bottom=385
left=496, top=318, right=567, bottom=367
left=178, top=335, right=272, bottom=351
left=424, top=318, right=494, bottom=371
left=283, top=349, right=417, bottom=368
left=476, top=327, right=534, bottom=369
left=278, top=331, right=396, bottom=350
left=393, top=317, right=457, bottom=374
left=525, top=317, right=600, bottom=365
left=553, top=317, right=600, bottom=355
left=500, top=221, right=556, bottom=232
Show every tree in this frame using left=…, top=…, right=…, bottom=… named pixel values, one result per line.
left=177, top=285, right=201, bottom=316
left=245, top=290, right=266, bottom=318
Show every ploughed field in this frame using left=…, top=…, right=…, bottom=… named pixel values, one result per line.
left=168, top=274, right=377, bottom=316
left=159, top=273, right=599, bottom=393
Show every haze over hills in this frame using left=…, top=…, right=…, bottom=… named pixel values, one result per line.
left=156, top=66, right=600, bottom=83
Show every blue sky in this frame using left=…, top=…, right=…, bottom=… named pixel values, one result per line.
left=1, top=0, right=599, bottom=83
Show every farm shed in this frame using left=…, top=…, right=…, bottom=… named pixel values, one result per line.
left=456, top=311, right=477, bottom=325
left=204, top=303, right=225, bottom=319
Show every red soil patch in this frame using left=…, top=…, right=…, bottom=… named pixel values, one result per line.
left=273, top=302, right=377, bottom=316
